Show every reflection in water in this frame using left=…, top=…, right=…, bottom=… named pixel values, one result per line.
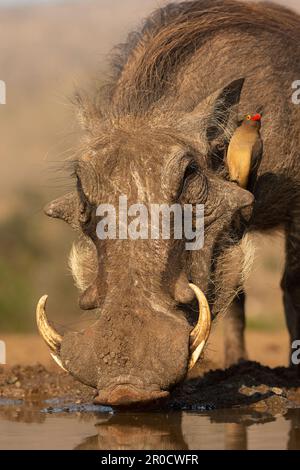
left=225, top=424, right=248, bottom=450
left=287, top=409, right=300, bottom=450
left=0, top=399, right=46, bottom=424
left=75, top=413, right=188, bottom=450
left=74, top=409, right=300, bottom=450
left=1, top=400, right=300, bottom=450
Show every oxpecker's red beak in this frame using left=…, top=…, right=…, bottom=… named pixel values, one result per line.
left=251, top=113, right=262, bottom=121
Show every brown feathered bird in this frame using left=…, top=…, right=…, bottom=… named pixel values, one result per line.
left=226, top=113, right=263, bottom=189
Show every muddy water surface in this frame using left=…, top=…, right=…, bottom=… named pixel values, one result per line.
left=1, top=361, right=300, bottom=450
left=0, top=399, right=300, bottom=450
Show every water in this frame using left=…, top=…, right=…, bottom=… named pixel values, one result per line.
left=0, top=399, right=299, bottom=450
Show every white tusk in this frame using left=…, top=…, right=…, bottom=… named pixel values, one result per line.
left=50, top=353, right=67, bottom=372
left=36, top=295, right=62, bottom=353
left=188, top=284, right=211, bottom=370
left=188, top=340, right=206, bottom=370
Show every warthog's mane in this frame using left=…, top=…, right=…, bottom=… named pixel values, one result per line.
left=103, top=0, right=300, bottom=116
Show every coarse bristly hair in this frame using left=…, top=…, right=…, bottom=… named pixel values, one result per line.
left=69, top=238, right=97, bottom=292
left=100, top=0, right=300, bottom=117
left=208, top=231, right=256, bottom=319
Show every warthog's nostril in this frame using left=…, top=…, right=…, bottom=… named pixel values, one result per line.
left=94, top=385, right=169, bottom=407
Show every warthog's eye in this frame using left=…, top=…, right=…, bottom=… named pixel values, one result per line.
left=180, top=161, right=198, bottom=191
left=179, top=160, right=207, bottom=203
left=184, top=161, right=198, bottom=180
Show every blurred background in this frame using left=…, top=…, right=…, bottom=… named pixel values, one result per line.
left=0, top=0, right=297, bottom=367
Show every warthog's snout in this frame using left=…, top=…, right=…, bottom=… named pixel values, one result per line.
left=36, top=284, right=211, bottom=405
left=94, top=382, right=169, bottom=407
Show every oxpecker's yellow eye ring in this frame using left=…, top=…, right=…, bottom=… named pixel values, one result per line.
left=246, top=114, right=252, bottom=120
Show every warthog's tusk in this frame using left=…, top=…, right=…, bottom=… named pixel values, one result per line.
left=188, top=284, right=211, bottom=370
left=50, top=352, right=67, bottom=372
left=36, top=295, right=63, bottom=356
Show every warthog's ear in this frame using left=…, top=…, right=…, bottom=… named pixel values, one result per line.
left=179, top=78, right=245, bottom=145
left=205, top=78, right=245, bottom=143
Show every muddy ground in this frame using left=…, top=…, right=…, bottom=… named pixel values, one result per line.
left=1, top=360, right=300, bottom=417
left=0, top=329, right=299, bottom=417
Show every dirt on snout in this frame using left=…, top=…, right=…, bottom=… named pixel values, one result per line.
left=1, top=361, right=300, bottom=415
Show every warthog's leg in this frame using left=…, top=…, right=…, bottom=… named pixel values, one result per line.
left=224, top=290, right=247, bottom=367
left=219, top=235, right=252, bottom=368
left=282, top=217, right=300, bottom=371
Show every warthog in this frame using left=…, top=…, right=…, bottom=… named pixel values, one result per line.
left=37, top=0, right=300, bottom=405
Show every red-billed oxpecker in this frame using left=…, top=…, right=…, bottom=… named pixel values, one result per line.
left=227, top=113, right=262, bottom=189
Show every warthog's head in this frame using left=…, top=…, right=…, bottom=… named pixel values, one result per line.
left=37, top=79, right=254, bottom=406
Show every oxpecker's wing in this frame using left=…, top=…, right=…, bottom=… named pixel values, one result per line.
left=251, top=137, right=263, bottom=172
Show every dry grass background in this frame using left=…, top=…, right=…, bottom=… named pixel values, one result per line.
left=0, top=0, right=298, bottom=365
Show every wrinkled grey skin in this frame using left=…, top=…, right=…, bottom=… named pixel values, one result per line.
left=45, top=0, right=300, bottom=404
